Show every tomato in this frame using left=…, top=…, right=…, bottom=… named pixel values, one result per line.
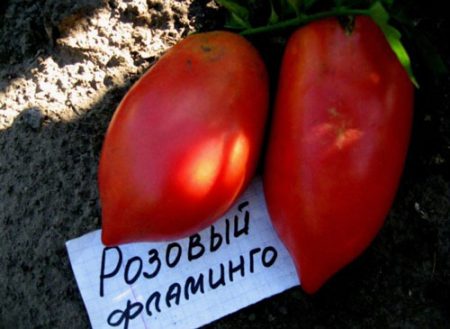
left=99, top=31, right=268, bottom=246
left=263, top=17, right=414, bottom=293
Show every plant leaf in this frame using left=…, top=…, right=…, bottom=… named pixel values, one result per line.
left=228, top=12, right=251, bottom=29
left=216, top=0, right=252, bottom=29
left=287, top=0, right=301, bottom=16
left=278, top=0, right=297, bottom=18
left=302, top=0, right=317, bottom=10
left=269, top=0, right=280, bottom=24
left=369, top=1, right=418, bottom=87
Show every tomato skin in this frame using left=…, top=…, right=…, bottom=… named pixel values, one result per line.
left=263, top=17, right=413, bottom=294
left=99, top=31, right=268, bottom=246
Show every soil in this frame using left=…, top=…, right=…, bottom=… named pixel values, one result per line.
left=0, top=0, right=448, bottom=328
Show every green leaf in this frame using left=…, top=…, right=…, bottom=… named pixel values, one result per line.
left=302, top=0, right=317, bottom=10
left=269, top=0, right=280, bottom=24
left=277, top=0, right=297, bottom=18
left=216, top=0, right=251, bottom=29
left=369, top=2, right=419, bottom=87
left=292, top=0, right=318, bottom=13
left=228, top=12, right=251, bottom=29
left=287, top=0, right=301, bottom=16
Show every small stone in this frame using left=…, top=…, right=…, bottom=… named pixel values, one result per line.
left=106, top=55, right=126, bottom=67
left=22, top=107, right=43, bottom=130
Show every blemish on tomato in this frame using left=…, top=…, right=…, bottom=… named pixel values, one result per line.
left=325, top=108, right=362, bottom=149
left=335, top=127, right=362, bottom=149
left=201, top=44, right=212, bottom=52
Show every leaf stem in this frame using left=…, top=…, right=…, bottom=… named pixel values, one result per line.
left=240, top=8, right=370, bottom=35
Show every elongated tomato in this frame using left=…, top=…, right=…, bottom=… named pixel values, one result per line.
left=264, top=17, right=413, bottom=293
left=99, top=31, right=268, bottom=246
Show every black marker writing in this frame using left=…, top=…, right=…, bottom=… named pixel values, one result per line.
left=99, top=201, right=250, bottom=297
left=100, top=247, right=122, bottom=297
left=106, top=245, right=279, bottom=328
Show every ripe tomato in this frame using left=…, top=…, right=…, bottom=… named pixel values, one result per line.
left=99, top=31, right=268, bottom=246
left=263, top=17, right=414, bottom=293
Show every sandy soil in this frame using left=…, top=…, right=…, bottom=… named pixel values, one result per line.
left=0, top=0, right=448, bottom=328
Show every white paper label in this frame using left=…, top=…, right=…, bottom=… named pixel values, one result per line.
left=66, top=178, right=300, bottom=329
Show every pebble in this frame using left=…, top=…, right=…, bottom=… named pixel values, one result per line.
left=21, top=107, right=43, bottom=130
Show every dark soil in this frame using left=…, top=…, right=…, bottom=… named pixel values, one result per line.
left=0, top=0, right=448, bottom=328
